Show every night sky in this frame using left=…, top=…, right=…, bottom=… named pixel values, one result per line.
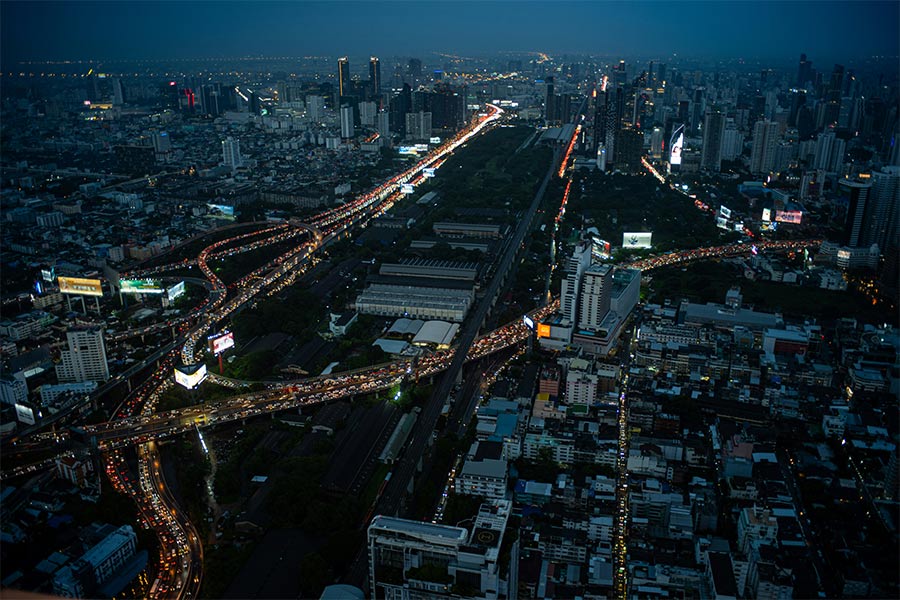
left=2, top=1, right=898, bottom=65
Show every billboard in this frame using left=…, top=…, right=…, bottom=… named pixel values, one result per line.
left=174, top=363, right=208, bottom=390
left=423, top=168, right=436, bottom=178
left=401, top=184, right=414, bottom=194
left=719, top=206, right=732, bottom=219
left=120, top=279, right=165, bottom=295
left=207, top=203, right=235, bottom=217
left=41, top=267, right=55, bottom=282
left=15, top=403, right=35, bottom=425
left=167, top=281, right=186, bottom=301
left=537, top=323, right=551, bottom=339
left=717, top=216, right=730, bottom=230
left=414, top=143, right=429, bottom=152
left=669, top=125, right=685, bottom=166
left=591, top=237, right=612, bottom=260
left=208, top=331, right=235, bottom=355
left=398, top=146, right=419, bottom=155
left=774, top=210, right=803, bottom=224
left=761, top=208, right=772, bottom=222
left=523, top=315, right=535, bottom=330
left=622, top=232, right=652, bottom=249
left=429, top=136, right=441, bottom=144
left=58, top=276, right=103, bottom=297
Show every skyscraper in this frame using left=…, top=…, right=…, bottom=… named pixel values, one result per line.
left=405, top=111, right=432, bottom=140
left=865, top=166, right=900, bottom=249
left=340, top=105, right=355, bottom=139
left=338, top=56, right=350, bottom=99
left=797, top=53, right=814, bottom=87
left=306, top=94, right=325, bottom=122
left=838, top=178, right=872, bottom=247
left=544, top=76, right=556, bottom=124
left=701, top=107, right=726, bottom=171
left=560, top=242, right=592, bottom=324
left=578, top=264, right=613, bottom=331
left=56, top=327, right=109, bottom=383
left=369, top=56, right=381, bottom=96
left=749, top=120, right=780, bottom=175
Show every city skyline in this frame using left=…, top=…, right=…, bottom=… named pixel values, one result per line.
left=2, top=0, right=899, bottom=66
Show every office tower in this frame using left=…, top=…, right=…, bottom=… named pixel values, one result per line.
left=690, top=88, right=704, bottom=136
left=678, top=100, right=690, bottom=124
left=838, top=178, right=872, bottom=247
left=340, top=105, right=355, bottom=138
left=722, top=121, right=744, bottom=161
left=200, top=84, right=221, bottom=117
left=152, top=132, right=171, bottom=154
left=405, top=111, right=432, bottom=140
left=56, top=327, right=109, bottom=383
left=749, top=120, right=780, bottom=175
left=797, top=53, right=813, bottom=87
left=617, top=129, right=644, bottom=173
left=369, top=56, right=381, bottom=96
left=650, top=126, right=664, bottom=159
left=221, top=137, right=242, bottom=169
left=407, top=57, right=422, bottom=78
left=701, top=107, right=726, bottom=171
left=823, top=64, right=844, bottom=127
left=865, top=167, right=900, bottom=249
left=338, top=56, right=350, bottom=99
left=306, top=94, right=325, bottom=121
left=560, top=242, right=592, bottom=323
left=545, top=76, right=556, bottom=124
left=578, top=264, right=613, bottom=331
left=368, top=500, right=512, bottom=600
left=359, top=100, right=377, bottom=127
left=788, top=91, right=806, bottom=127
left=390, top=83, right=412, bottom=135
left=248, top=91, right=260, bottom=115
left=162, top=81, right=180, bottom=109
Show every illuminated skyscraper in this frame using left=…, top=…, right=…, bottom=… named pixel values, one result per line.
left=369, top=56, right=381, bottom=96
left=749, top=120, right=780, bottom=175
left=338, top=56, right=350, bottom=98
left=56, top=327, right=109, bottom=383
left=838, top=178, right=872, bottom=247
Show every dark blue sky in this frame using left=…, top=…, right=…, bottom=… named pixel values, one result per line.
left=2, top=1, right=898, bottom=65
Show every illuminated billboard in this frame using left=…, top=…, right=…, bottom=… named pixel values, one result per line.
left=669, top=124, right=685, bottom=166
left=58, top=276, right=103, bottom=297
left=537, top=323, right=551, bottom=338
left=717, top=216, right=730, bottom=230
left=120, top=279, right=165, bottom=295
left=429, top=136, right=442, bottom=144
left=207, top=203, right=236, bottom=217
left=208, top=331, right=235, bottom=355
left=174, top=363, right=208, bottom=390
left=719, top=206, right=732, bottom=219
left=523, top=315, right=535, bottom=330
left=761, top=208, right=772, bottom=222
left=401, top=184, right=414, bottom=194
left=15, top=403, right=35, bottom=425
left=414, top=144, right=429, bottom=152
left=622, top=232, right=652, bottom=249
left=423, top=168, right=436, bottom=178
left=41, top=267, right=55, bottom=282
left=398, top=146, right=419, bottom=155
left=167, top=281, right=186, bottom=301
left=774, top=210, right=803, bottom=224
left=591, top=237, right=612, bottom=260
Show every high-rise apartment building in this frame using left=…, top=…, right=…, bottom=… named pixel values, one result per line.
left=405, top=111, right=432, bottom=140
left=306, top=94, right=325, bottom=122
left=864, top=167, right=900, bottom=249
left=749, top=120, right=780, bottom=175
left=221, top=137, right=242, bottom=170
left=340, top=105, right=355, bottom=139
left=56, top=327, right=109, bottom=383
